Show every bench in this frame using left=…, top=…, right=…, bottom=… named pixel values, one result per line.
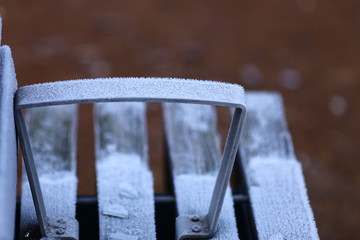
left=0, top=19, right=319, bottom=240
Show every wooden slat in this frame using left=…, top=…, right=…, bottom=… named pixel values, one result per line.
left=94, top=102, right=156, bottom=240
left=240, top=92, right=319, bottom=240
left=0, top=45, right=18, bottom=240
left=164, top=103, right=239, bottom=240
left=20, top=105, right=78, bottom=239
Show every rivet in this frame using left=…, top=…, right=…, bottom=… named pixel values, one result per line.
left=57, top=218, right=66, bottom=224
left=56, top=228, right=65, bottom=235
left=191, top=215, right=200, bottom=222
left=192, top=225, right=201, bottom=233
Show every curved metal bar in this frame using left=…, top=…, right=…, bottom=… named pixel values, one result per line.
left=15, top=78, right=246, bottom=240
left=15, top=78, right=245, bottom=109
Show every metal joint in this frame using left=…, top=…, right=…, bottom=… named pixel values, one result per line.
left=42, top=218, right=79, bottom=240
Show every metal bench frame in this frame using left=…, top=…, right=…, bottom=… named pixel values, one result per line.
left=15, top=78, right=246, bottom=239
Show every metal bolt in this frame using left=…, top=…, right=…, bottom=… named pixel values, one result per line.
left=191, top=215, right=200, bottom=222
left=56, top=228, right=65, bottom=235
left=192, top=225, right=201, bottom=233
left=57, top=218, right=66, bottom=224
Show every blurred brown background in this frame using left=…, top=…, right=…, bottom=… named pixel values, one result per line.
left=1, top=0, right=359, bottom=239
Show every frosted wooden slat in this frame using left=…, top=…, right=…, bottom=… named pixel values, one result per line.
left=164, top=103, right=239, bottom=240
left=240, top=92, right=319, bottom=240
left=0, top=45, right=18, bottom=240
left=94, top=102, right=156, bottom=240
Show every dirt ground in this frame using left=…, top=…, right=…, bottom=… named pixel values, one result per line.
left=1, top=0, right=359, bottom=239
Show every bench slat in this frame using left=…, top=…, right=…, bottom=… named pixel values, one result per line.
left=95, top=102, right=156, bottom=240
left=20, top=105, right=78, bottom=239
left=240, top=92, right=319, bottom=240
left=0, top=45, right=18, bottom=240
left=164, top=103, right=239, bottom=240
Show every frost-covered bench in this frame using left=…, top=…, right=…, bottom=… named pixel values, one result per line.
left=0, top=18, right=319, bottom=240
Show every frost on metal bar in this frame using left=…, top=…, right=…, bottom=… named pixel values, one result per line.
left=95, top=102, right=156, bottom=240
left=164, top=103, right=239, bottom=240
left=20, top=105, right=78, bottom=239
left=0, top=45, right=18, bottom=240
left=239, top=92, right=319, bottom=240
left=15, top=78, right=244, bottom=109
